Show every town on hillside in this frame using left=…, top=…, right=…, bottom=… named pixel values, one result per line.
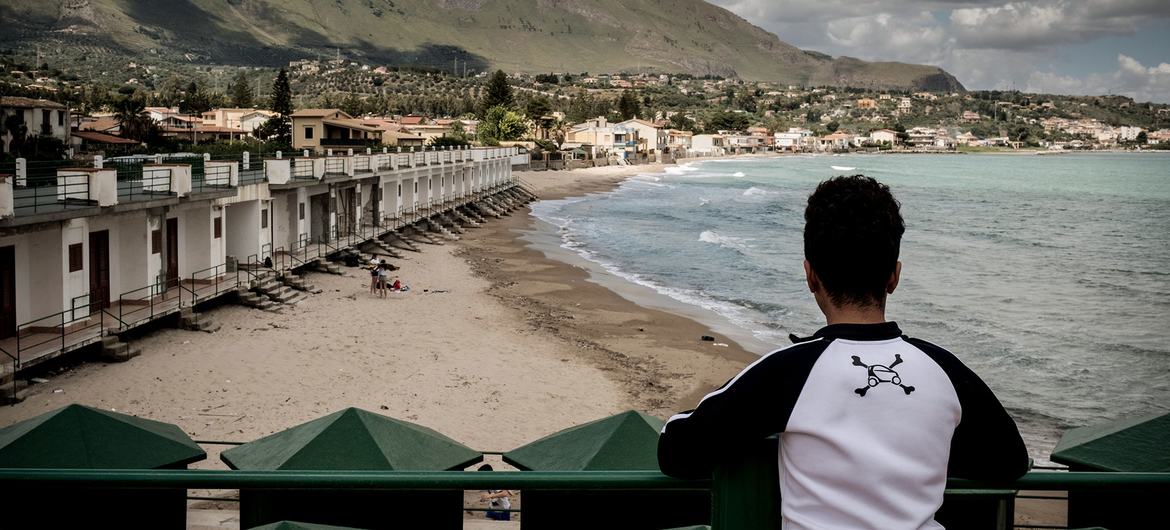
left=3, top=53, right=1170, bottom=166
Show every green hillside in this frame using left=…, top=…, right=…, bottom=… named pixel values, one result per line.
left=0, top=0, right=964, bottom=91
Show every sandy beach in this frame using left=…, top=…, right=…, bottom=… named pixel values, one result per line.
left=0, top=162, right=751, bottom=455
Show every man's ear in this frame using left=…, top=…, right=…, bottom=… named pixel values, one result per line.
left=804, top=259, right=819, bottom=294
left=886, top=261, right=902, bottom=295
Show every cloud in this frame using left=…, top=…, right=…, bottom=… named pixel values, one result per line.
left=1023, top=54, right=1170, bottom=102
left=825, top=11, right=950, bottom=64
left=707, top=0, right=1170, bottom=101
left=950, top=1, right=1170, bottom=50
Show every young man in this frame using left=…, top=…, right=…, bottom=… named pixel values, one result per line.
left=658, top=175, right=1028, bottom=529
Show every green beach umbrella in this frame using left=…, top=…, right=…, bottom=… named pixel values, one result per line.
left=1051, top=411, right=1170, bottom=472
left=503, top=410, right=665, bottom=470
left=221, top=407, right=481, bottom=470
left=0, top=403, right=205, bottom=468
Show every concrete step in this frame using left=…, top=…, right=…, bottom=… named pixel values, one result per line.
left=101, top=340, right=140, bottom=363
left=0, top=381, right=31, bottom=404
left=268, top=287, right=300, bottom=303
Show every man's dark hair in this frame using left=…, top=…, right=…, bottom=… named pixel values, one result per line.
left=804, top=175, right=905, bottom=307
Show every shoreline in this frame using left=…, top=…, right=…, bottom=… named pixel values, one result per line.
left=462, top=163, right=757, bottom=414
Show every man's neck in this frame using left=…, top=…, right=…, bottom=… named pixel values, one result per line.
left=823, top=305, right=887, bottom=326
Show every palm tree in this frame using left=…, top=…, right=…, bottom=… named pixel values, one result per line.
left=114, top=98, right=155, bottom=142
left=3, top=114, right=29, bottom=156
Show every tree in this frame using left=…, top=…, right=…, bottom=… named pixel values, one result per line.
left=178, top=81, right=212, bottom=114
left=340, top=93, right=363, bottom=116
left=3, top=113, right=28, bottom=156
left=1136, top=131, right=1148, bottom=145
left=525, top=96, right=551, bottom=119
left=478, top=105, right=526, bottom=144
left=230, top=71, right=253, bottom=108
left=668, top=113, right=695, bottom=132
left=705, top=111, right=749, bottom=133
left=826, top=121, right=840, bottom=133
left=481, top=70, right=513, bottom=113
left=617, top=90, right=641, bottom=121
left=265, top=68, right=293, bottom=145
left=114, top=97, right=159, bottom=143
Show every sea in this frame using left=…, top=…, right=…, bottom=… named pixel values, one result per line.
left=528, top=152, right=1170, bottom=461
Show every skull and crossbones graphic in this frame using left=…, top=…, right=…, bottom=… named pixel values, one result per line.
left=851, top=354, right=915, bottom=396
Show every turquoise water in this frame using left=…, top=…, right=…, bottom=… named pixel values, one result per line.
left=531, top=153, right=1170, bottom=458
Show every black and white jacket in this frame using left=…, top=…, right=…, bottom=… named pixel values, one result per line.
left=658, top=322, right=1028, bottom=530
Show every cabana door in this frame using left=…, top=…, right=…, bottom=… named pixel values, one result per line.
left=88, top=231, right=110, bottom=312
left=0, top=245, right=14, bottom=339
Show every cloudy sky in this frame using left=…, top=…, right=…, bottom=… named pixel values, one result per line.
left=709, top=0, right=1170, bottom=103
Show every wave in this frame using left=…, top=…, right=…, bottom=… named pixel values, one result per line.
left=662, top=163, right=700, bottom=175
left=699, top=230, right=754, bottom=253
left=531, top=210, right=787, bottom=344
left=733, top=171, right=746, bottom=177
left=742, top=186, right=776, bottom=197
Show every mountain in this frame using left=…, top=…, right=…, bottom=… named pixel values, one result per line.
left=0, top=0, right=964, bottom=91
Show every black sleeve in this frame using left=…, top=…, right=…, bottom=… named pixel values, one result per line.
left=906, top=338, right=1030, bottom=480
left=657, top=340, right=829, bottom=479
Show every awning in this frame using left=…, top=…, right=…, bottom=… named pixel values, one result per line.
left=221, top=408, right=481, bottom=471
left=0, top=404, right=205, bottom=469
left=1051, top=412, right=1170, bottom=471
left=503, top=410, right=665, bottom=470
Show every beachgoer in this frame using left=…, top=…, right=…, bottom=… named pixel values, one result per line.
left=377, top=262, right=389, bottom=298
left=658, top=175, right=1028, bottom=529
left=390, top=277, right=402, bottom=291
left=476, top=464, right=513, bottom=521
left=368, top=259, right=379, bottom=295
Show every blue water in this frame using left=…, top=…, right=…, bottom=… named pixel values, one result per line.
left=531, top=153, right=1170, bottom=458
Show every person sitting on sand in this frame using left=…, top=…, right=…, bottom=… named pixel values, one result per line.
left=658, top=175, right=1028, bottom=529
left=390, top=277, right=402, bottom=291
left=476, top=464, right=513, bottom=521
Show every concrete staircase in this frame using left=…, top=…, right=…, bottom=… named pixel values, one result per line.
left=237, top=288, right=278, bottom=311
left=426, top=218, right=460, bottom=240
left=257, top=275, right=307, bottom=305
left=472, top=201, right=503, bottom=218
left=368, top=239, right=406, bottom=259
left=384, top=232, right=421, bottom=253
left=438, top=213, right=467, bottom=234
left=459, top=206, right=487, bottom=224
left=403, top=225, right=443, bottom=245
left=282, top=272, right=322, bottom=294
left=309, top=258, right=344, bottom=275
left=179, top=308, right=221, bottom=333
left=452, top=209, right=481, bottom=228
left=100, top=335, right=141, bottom=363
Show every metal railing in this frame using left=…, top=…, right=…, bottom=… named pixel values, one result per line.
left=188, top=264, right=232, bottom=306
left=292, top=159, right=315, bottom=180
left=193, top=164, right=232, bottom=193
left=324, top=158, right=345, bottom=175
left=11, top=172, right=95, bottom=215
left=117, top=167, right=172, bottom=202
left=353, top=156, right=371, bottom=173
left=238, top=154, right=266, bottom=185
left=375, top=154, right=392, bottom=170
left=320, top=138, right=373, bottom=147
left=11, top=305, right=106, bottom=371
left=0, top=469, right=1164, bottom=529
left=160, top=154, right=204, bottom=180
left=116, top=281, right=178, bottom=329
